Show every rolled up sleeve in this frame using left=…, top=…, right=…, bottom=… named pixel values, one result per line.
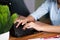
left=30, top=0, right=50, bottom=20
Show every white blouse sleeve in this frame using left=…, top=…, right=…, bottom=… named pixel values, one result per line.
left=30, top=0, right=50, bottom=20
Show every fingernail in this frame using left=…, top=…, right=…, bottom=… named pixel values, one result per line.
left=22, top=23, right=24, bottom=25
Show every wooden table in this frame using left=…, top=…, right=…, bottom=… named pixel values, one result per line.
left=9, top=32, right=60, bottom=40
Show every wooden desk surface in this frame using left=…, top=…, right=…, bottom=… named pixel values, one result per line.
left=9, top=32, right=60, bottom=40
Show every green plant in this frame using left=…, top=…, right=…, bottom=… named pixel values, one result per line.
left=0, top=5, right=18, bottom=34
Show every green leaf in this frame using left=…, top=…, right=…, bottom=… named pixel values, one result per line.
left=4, top=13, right=18, bottom=33
left=0, top=5, right=18, bottom=34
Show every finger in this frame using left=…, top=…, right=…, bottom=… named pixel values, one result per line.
left=16, top=22, right=20, bottom=28
left=22, top=20, right=27, bottom=25
left=26, top=26, right=32, bottom=29
left=16, top=20, right=22, bottom=28
left=23, top=23, right=31, bottom=30
left=23, top=23, right=29, bottom=30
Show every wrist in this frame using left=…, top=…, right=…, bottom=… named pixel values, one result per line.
left=32, top=25, right=42, bottom=31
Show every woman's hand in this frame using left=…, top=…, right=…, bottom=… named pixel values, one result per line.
left=14, top=15, right=35, bottom=28
left=23, top=22, right=42, bottom=31
left=14, top=16, right=28, bottom=28
left=14, top=18, right=28, bottom=28
left=23, top=22, right=60, bottom=33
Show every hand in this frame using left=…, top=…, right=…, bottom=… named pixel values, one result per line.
left=14, top=18, right=28, bottom=28
left=23, top=22, right=41, bottom=31
left=14, top=15, right=35, bottom=28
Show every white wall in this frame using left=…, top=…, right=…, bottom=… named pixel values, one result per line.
left=24, top=0, right=45, bottom=13
left=24, top=0, right=35, bottom=13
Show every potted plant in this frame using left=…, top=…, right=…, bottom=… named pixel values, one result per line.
left=0, top=5, right=18, bottom=40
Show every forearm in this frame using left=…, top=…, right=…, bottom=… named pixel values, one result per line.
left=34, top=22, right=60, bottom=33
left=40, top=25, right=60, bottom=33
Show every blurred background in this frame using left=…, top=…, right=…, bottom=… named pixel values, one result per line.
left=0, top=0, right=51, bottom=24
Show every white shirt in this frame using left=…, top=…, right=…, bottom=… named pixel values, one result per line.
left=30, top=0, right=60, bottom=26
